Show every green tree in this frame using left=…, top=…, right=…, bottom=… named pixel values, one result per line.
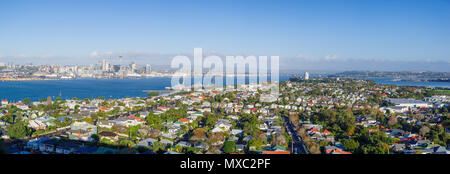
left=146, top=112, right=162, bottom=129
left=204, top=113, right=218, bottom=128
left=128, top=126, right=140, bottom=139
left=147, top=92, right=160, bottom=97
left=248, top=139, right=263, bottom=151
left=23, top=98, right=31, bottom=105
left=6, top=121, right=31, bottom=139
left=223, top=141, right=237, bottom=153
left=342, top=139, right=359, bottom=153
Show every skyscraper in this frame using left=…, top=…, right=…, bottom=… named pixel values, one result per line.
left=102, top=59, right=110, bottom=72
left=145, top=64, right=152, bottom=74
left=305, top=72, right=309, bottom=80
left=130, top=62, right=136, bottom=73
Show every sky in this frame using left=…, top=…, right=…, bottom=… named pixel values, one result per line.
left=0, top=0, right=449, bottom=72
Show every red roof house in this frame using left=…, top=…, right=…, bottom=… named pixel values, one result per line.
left=178, top=118, right=190, bottom=123
left=323, top=130, right=331, bottom=134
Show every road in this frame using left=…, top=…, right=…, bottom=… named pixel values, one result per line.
left=282, top=116, right=308, bottom=154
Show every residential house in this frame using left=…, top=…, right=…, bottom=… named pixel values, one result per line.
left=98, top=120, right=116, bottom=129
left=137, top=138, right=158, bottom=147
left=176, top=141, right=192, bottom=147
left=99, top=131, right=119, bottom=142
left=68, top=121, right=97, bottom=142
left=112, top=116, right=143, bottom=127
left=55, top=142, right=78, bottom=154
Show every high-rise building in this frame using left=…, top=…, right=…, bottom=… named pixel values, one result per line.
left=305, top=72, right=309, bottom=80
left=102, top=59, right=110, bottom=72
left=130, top=62, right=136, bottom=73
left=145, top=64, right=152, bottom=74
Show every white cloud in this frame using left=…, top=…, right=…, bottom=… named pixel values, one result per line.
left=86, top=51, right=180, bottom=65
left=1, top=53, right=57, bottom=59
left=324, top=54, right=339, bottom=61
left=104, top=51, right=113, bottom=56
left=296, top=53, right=305, bottom=58
left=293, top=53, right=339, bottom=62
left=293, top=53, right=318, bottom=61
left=38, top=54, right=54, bottom=58
left=90, top=51, right=115, bottom=58
left=14, top=53, right=27, bottom=58
left=90, top=51, right=99, bottom=58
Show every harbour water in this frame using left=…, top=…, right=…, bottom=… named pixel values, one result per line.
left=0, top=78, right=172, bottom=102
left=0, top=75, right=448, bottom=102
left=0, top=75, right=291, bottom=102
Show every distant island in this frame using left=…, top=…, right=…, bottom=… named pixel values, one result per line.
left=400, top=79, right=450, bottom=83
left=329, top=71, right=450, bottom=80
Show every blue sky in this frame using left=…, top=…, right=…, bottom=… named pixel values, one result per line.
left=0, top=0, right=449, bottom=71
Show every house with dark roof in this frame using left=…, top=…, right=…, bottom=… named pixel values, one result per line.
left=99, top=131, right=119, bottom=142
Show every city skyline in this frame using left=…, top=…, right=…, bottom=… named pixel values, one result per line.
left=0, top=0, right=449, bottom=72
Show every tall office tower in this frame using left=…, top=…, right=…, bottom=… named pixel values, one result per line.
left=102, top=59, right=110, bottom=71
left=130, top=62, right=136, bottom=73
left=305, top=72, right=310, bottom=80
left=105, top=63, right=110, bottom=72
left=96, top=61, right=102, bottom=70
left=145, top=64, right=151, bottom=74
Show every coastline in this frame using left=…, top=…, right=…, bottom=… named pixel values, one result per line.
left=1, top=75, right=448, bottom=102
left=0, top=78, right=60, bottom=82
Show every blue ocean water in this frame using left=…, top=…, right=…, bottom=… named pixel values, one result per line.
left=0, top=75, right=291, bottom=102
left=1, top=75, right=447, bottom=102
left=0, top=78, right=172, bottom=102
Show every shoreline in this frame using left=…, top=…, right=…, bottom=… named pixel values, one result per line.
left=0, top=74, right=286, bottom=82
left=0, top=78, right=60, bottom=82
left=1, top=77, right=449, bottom=102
